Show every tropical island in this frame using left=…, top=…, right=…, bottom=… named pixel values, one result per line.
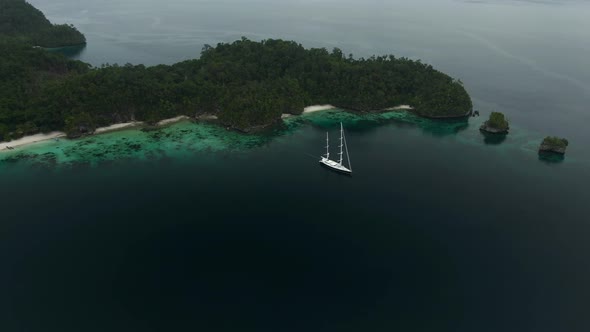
left=480, top=112, right=509, bottom=134
left=539, top=136, right=569, bottom=155
left=0, top=0, right=472, bottom=143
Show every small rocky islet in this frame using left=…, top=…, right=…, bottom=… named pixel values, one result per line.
left=539, top=136, right=569, bottom=155
left=480, top=112, right=509, bottom=134
left=477, top=111, right=570, bottom=157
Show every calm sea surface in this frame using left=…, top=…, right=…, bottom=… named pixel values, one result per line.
left=1, top=1, right=590, bottom=331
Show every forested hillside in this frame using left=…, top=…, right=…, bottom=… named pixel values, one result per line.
left=0, top=39, right=89, bottom=140
left=0, top=0, right=472, bottom=140
left=195, top=39, right=472, bottom=120
left=0, top=0, right=86, bottom=47
left=1, top=38, right=473, bottom=139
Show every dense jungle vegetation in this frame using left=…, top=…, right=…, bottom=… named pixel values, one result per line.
left=0, top=0, right=86, bottom=47
left=1, top=1, right=472, bottom=140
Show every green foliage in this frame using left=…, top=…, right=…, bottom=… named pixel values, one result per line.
left=0, top=36, right=473, bottom=135
left=0, top=122, right=9, bottom=141
left=0, top=38, right=90, bottom=140
left=64, top=112, right=94, bottom=137
left=0, top=0, right=86, bottom=47
left=487, top=112, right=509, bottom=130
left=542, top=136, right=569, bottom=148
left=182, top=38, right=472, bottom=128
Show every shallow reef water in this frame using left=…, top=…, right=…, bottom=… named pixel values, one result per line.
left=0, top=110, right=584, bottom=170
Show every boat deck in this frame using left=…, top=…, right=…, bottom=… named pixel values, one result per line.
left=320, top=157, right=352, bottom=173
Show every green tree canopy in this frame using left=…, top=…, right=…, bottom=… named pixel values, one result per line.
left=487, top=112, right=509, bottom=130
left=0, top=0, right=86, bottom=47
left=542, top=136, right=568, bottom=148
left=1, top=35, right=473, bottom=138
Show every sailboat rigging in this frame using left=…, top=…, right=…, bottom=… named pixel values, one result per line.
left=319, top=123, right=352, bottom=174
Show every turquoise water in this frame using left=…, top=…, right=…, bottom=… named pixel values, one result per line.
left=0, top=110, right=590, bottom=168
left=1, top=110, right=580, bottom=169
left=1, top=121, right=269, bottom=167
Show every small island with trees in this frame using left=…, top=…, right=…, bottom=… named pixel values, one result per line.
left=539, top=136, right=569, bottom=155
left=480, top=112, right=509, bottom=134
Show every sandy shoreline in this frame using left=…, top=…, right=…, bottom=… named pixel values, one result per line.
left=0, top=116, right=192, bottom=153
left=281, top=104, right=413, bottom=120
left=303, top=105, right=336, bottom=114
left=94, top=121, right=143, bottom=134
left=1, top=106, right=413, bottom=153
left=303, top=104, right=413, bottom=113
left=384, top=105, right=414, bottom=111
left=157, top=115, right=190, bottom=126
left=195, top=114, right=218, bottom=120
left=0, top=132, right=66, bottom=151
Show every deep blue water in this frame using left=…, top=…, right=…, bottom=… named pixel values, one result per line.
left=2, top=1, right=590, bottom=331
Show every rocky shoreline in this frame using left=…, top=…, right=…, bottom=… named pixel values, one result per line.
left=479, top=122, right=509, bottom=134
left=479, top=112, right=510, bottom=134
left=539, top=144, right=566, bottom=154
left=539, top=136, right=569, bottom=155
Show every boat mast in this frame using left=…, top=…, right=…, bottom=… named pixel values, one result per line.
left=325, top=132, right=330, bottom=159
left=338, top=123, right=344, bottom=165
left=343, top=126, right=352, bottom=171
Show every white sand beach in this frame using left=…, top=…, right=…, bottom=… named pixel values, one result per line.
left=94, top=121, right=144, bottom=134
left=196, top=114, right=218, bottom=120
left=0, top=131, right=66, bottom=151
left=281, top=105, right=337, bottom=120
left=157, top=115, right=190, bottom=126
left=0, top=115, right=196, bottom=153
left=384, top=105, right=414, bottom=111
left=303, top=105, right=336, bottom=114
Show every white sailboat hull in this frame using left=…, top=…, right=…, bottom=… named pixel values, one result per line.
left=319, top=122, right=352, bottom=174
left=319, top=157, right=352, bottom=174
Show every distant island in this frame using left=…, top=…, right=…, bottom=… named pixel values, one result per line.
left=0, top=0, right=472, bottom=142
left=0, top=0, right=86, bottom=47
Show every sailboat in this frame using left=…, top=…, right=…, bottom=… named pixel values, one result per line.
left=319, top=122, right=352, bottom=174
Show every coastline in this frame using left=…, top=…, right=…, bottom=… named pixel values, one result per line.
left=303, top=105, right=337, bottom=114
left=0, top=132, right=66, bottom=151
left=383, top=105, right=414, bottom=111
left=1, top=105, right=432, bottom=153
left=94, top=121, right=143, bottom=134
left=157, top=115, right=191, bottom=126
left=282, top=104, right=337, bottom=119
left=0, top=116, right=191, bottom=153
